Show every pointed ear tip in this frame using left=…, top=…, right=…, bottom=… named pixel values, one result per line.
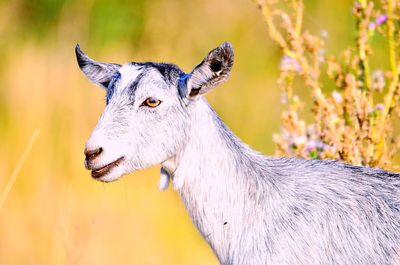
left=75, top=44, right=83, bottom=55
left=219, top=42, right=234, bottom=63
left=221, top=41, right=234, bottom=52
left=222, top=41, right=233, bottom=47
left=75, top=44, right=88, bottom=68
left=220, top=42, right=234, bottom=65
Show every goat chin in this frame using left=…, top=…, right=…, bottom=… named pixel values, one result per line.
left=91, top=164, right=127, bottom=183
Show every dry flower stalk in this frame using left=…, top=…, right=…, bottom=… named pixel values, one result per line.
left=255, top=0, right=400, bottom=169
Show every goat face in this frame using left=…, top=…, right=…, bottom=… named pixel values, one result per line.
left=76, top=43, right=234, bottom=182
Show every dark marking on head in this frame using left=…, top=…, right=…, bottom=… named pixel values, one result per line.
left=106, top=62, right=186, bottom=105
left=106, top=72, right=121, bottom=104
left=127, top=72, right=145, bottom=99
left=178, top=73, right=190, bottom=98
left=132, top=62, right=183, bottom=86
left=150, top=63, right=182, bottom=84
left=223, top=221, right=228, bottom=225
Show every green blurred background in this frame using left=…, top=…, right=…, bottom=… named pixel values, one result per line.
left=0, top=0, right=356, bottom=264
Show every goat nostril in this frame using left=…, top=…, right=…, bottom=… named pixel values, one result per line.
left=85, top=147, right=103, bottom=161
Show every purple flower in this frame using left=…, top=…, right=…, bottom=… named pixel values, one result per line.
left=368, top=22, right=376, bottom=30
left=306, top=140, right=317, bottom=151
left=376, top=15, right=388, bottom=25
left=375, top=104, right=385, bottom=111
left=280, top=55, right=302, bottom=73
left=316, top=141, right=326, bottom=151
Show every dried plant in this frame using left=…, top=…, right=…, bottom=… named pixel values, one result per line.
left=255, top=0, right=400, bottom=169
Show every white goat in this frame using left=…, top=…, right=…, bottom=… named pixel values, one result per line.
left=76, top=42, right=400, bottom=265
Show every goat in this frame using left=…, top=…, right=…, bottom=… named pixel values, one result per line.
left=76, top=42, right=400, bottom=265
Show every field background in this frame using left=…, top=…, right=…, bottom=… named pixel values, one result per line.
left=0, top=0, right=359, bottom=264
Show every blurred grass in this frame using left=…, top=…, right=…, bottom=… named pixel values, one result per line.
left=0, top=0, right=360, bottom=264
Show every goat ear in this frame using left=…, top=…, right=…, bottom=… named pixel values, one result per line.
left=185, top=42, right=234, bottom=98
left=75, top=44, right=121, bottom=88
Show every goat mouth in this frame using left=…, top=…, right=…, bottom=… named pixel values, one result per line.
left=91, top=157, right=124, bottom=179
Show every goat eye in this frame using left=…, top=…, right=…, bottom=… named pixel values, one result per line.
left=142, top=98, right=161, bottom=108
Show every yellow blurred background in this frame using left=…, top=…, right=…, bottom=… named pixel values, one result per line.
left=0, top=0, right=357, bottom=264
